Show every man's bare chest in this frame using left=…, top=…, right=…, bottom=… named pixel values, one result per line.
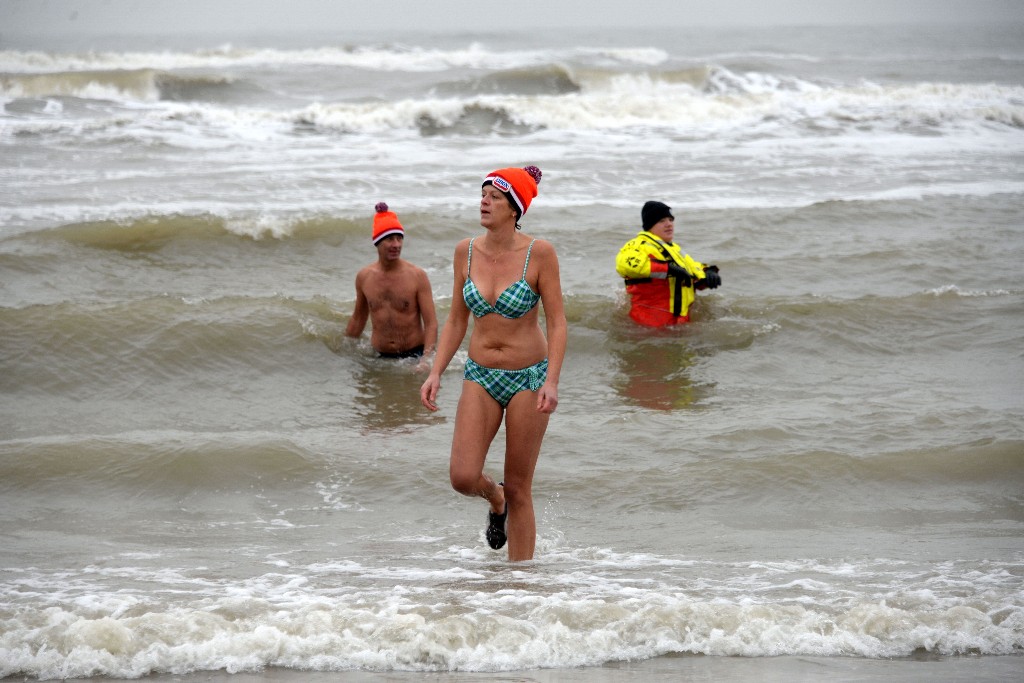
left=367, top=285, right=414, bottom=313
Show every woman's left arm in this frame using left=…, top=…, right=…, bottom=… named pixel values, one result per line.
left=534, top=240, right=567, bottom=414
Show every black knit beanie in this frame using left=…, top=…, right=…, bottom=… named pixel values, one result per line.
left=641, top=201, right=673, bottom=230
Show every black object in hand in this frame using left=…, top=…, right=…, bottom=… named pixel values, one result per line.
left=666, top=262, right=692, bottom=286
left=698, top=270, right=722, bottom=289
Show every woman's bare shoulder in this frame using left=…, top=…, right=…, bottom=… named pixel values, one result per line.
left=527, top=236, right=559, bottom=261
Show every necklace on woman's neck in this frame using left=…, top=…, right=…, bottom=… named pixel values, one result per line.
left=485, top=235, right=516, bottom=262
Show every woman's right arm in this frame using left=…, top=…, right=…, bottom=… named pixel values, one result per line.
left=420, top=240, right=471, bottom=411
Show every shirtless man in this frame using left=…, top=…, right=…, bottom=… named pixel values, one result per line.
left=346, top=202, right=437, bottom=367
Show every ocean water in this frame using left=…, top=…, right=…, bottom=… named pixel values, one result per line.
left=1, top=22, right=1023, bottom=680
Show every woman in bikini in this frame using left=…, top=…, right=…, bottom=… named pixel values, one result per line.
left=420, top=165, right=567, bottom=562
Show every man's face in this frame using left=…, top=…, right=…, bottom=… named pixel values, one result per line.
left=376, top=234, right=403, bottom=260
left=649, top=217, right=675, bottom=243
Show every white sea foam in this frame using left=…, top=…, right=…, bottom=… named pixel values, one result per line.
left=3, top=72, right=1019, bottom=140
left=926, top=285, right=1013, bottom=298
left=1, top=556, right=1020, bottom=678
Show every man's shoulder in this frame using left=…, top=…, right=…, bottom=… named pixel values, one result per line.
left=374, top=259, right=431, bottom=286
left=619, top=232, right=649, bottom=249
left=394, top=259, right=431, bottom=278
left=403, top=262, right=433, bottom=287
left=354, top=261, right=378, bottom=280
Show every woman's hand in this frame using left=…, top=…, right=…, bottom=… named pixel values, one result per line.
left=420, top=374, right=442, bottom=412
left=536, top=382, right=558, bottom=414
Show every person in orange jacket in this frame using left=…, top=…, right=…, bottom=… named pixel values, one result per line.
left=615, top=201, right=721, bottom=327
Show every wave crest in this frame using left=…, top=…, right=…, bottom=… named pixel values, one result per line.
left=37, top=213, right=361, bottom=249
left=0, top=68, right=262, bottom=104
left=5, top=68, right=1019, bottom=139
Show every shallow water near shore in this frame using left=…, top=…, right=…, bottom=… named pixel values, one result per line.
left=2, top=21, right=1023, bottom=680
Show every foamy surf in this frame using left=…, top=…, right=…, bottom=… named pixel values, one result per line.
left=1, top=553, right=1020, bottom=678
left=2, top=21, right=1022, bottom=682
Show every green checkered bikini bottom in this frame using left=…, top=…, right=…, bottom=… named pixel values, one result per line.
left=464, top=358, right=548, bottom=407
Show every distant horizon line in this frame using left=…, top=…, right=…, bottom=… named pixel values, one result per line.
left=5, top=18, right=1023, bottom=37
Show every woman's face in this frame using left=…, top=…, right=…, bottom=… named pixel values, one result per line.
left=480, top=184, right=517, bottom=228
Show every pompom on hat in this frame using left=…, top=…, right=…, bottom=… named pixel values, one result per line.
left=372, top=202, right=404, bottom=245
left=482, top=165, right=542, bottom=220
left=641, top=200, right=673, bottom=231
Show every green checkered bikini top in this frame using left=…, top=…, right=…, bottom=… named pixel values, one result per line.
left=463, top=237, right=540, bottom=319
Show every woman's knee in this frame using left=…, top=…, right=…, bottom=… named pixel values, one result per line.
left=449, top=461, right=483, bottom=496
left=449, top=470, right=474, bottom=495
left=501, top=480, right=531, bottom=507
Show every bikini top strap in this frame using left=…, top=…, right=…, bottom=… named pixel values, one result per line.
left=467, top=237, right=475, bottom=276
left=522, top=239, right=537, bottom=278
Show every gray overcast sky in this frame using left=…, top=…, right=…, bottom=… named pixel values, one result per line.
left=4, top=0, right=1023, bottom=35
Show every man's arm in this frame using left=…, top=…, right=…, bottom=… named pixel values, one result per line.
left=345, top=272, right=370, bottom=338
left=416, top=269, right=438, bottom=356
left=420, top=240, right=471, bottom=411
left=616, top=237, right=660, bottom=279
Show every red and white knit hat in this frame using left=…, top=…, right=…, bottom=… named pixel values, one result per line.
left=372, top=202, right=404, bottom=245
left=482, top=165, right=542, bottom=219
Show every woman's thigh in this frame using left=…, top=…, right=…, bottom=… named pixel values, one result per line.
left=450, top=380, right=504, bottom=479
left=501, top=389, right=550, bottom=489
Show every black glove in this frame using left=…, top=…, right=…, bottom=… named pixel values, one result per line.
left=696, top=265, right=721, bottom=290
left=666, top=262, right=692, bottom=286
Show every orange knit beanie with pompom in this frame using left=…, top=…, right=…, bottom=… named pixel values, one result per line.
left=372, top=202, right=404, bottom=244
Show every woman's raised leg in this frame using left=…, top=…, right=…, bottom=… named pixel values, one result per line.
left=449, top=381, right=506, bottom=515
